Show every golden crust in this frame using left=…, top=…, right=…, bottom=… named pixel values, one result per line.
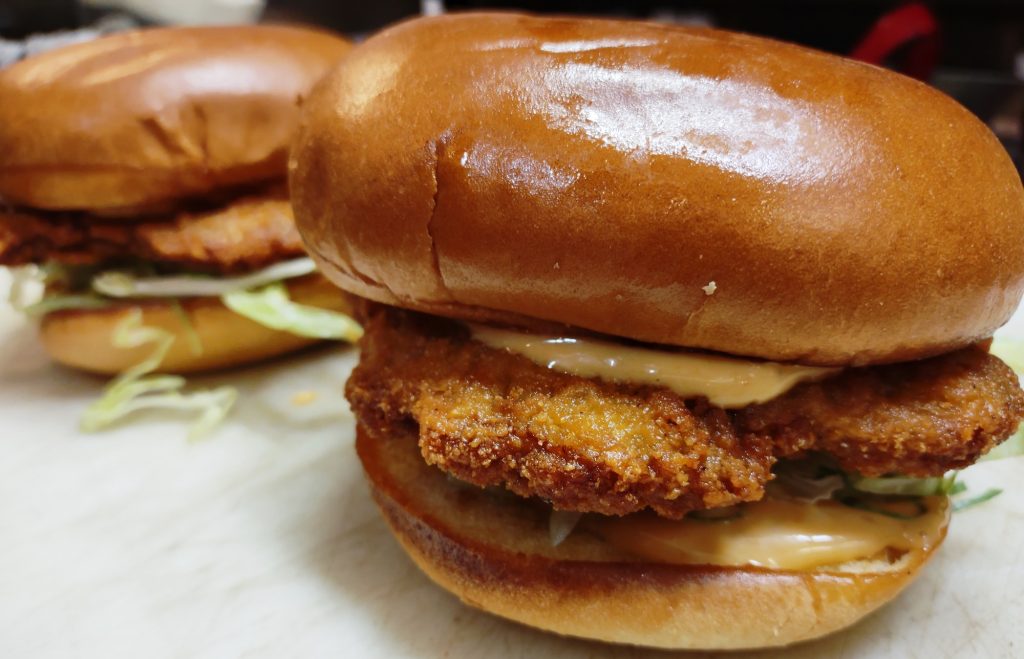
left=0, top=26, right=351, bottom=211
left=39, top=274, right=350, bottom=375
left=292, top=13, right=1024, bottom=366
left=0, top=185, right=305, bottom=272
left=743, top=348, right=1024, bottom=475
left=357, top=419, right=946, bottom=650
left=347, top=307, right=774, bottom=517
left=346, top=305, right=1024, bottom=516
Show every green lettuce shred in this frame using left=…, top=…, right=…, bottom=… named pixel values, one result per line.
left=7, top=265, right=43, bottom=311
left=169, top=300, right=204, bottom=356
left=773, top=459, right=1000, bottom=515
left=12, top=259, right=362, bottom=345
left=20, top=294, right=113, bottom=316
left=952, top=488, right=1003, bottom=512
left=80, top=309, right=237, bottom=440
left=548, top=510, right=583, bottom=546
left=846, top=472, right=1001, bottom=513
left=92, top=258, right=318, bottom=299
left=850, top=473, right=962, bottom=497
left=7, top=264, right=113, bottom=316
left=221, top=283, right=363, bottom=342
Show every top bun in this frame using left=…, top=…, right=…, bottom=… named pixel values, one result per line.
left=291, top=12, right=1024, bottom=366
left=0, top=25, right=351, bottom=212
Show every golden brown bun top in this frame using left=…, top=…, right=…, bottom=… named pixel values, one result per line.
left=0, top=25, right=351, bottom=211
left=291, top=12, right=1024, bottom=366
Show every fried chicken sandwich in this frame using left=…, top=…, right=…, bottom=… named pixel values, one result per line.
left=0, top=26, right=360, bottom=432
left=290, top=13, right=1024, bottom=649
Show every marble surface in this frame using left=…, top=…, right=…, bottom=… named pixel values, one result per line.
left=0, top=290, right=1022, bottom=658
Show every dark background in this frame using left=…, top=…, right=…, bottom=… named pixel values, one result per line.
left=2, top=0, right=1022, bottom=170
left=263, top=1, right=1024, bottom=74
left=0, top=1, right=1020, bottom=73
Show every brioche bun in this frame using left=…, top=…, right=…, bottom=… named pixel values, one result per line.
left=357, top=420, right=946, bottom=650
left=0, top=25, right=351, bottom=212
left=292, top=12, right=1024, bottom=366
left=39, top=274, right=349, bottom=375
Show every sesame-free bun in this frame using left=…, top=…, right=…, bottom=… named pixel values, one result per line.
left=357, top=420, right=946, bottom=650
left=0, top=25, right=350, bottom=212
left=292, top=13, right=1024, bottom=366
left=39, top=275, right=350, bottom=375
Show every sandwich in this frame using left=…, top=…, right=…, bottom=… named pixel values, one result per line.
left=289, top=13, right=1024, bottom=649
left=0, top=25, right=360, bottom=432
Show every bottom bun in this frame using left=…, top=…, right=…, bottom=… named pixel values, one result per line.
left=356, top=421, right=947, bottom=650
left=40, top=274, right=350, bottom=375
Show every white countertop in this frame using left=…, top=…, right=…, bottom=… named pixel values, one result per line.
left=0, top=295, right=1021, bottom=659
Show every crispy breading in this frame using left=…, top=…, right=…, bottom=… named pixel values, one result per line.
left=346, top=305, right=1024, bottom=518
left=0, top=185, right=304, bottom=272
left=739, top=348, right=1024, bottom=476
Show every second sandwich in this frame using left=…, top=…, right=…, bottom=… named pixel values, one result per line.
left=0, top=25, right=360, bottom=377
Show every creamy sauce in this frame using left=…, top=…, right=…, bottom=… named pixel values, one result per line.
left=592, top=497, right=949, bottom=571
left=471, top=326, right=838, bottom=408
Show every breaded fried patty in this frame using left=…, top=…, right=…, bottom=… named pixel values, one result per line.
left=347, top=305, right=1024, bottom=518
left=738, top=349, right=1024, bottom=476
left=0, top=185, right=303, bottom=272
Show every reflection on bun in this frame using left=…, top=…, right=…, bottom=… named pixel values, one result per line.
left=292, top=12, right=1024, bottom=366
left=289, top=12, right=1020, bottom=651
left=0, top=26, right=351, bottom=211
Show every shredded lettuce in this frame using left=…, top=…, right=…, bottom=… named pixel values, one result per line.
left=549, top=510, right=583, bottom=546
left=952, top=488, right=1003, bottom=512
left=7, top=265, right=44, bottom=311
left=13, top=259, right=361, bottom=346
left=7, top=264, right=114, bottom=315
left=850, top=473, right=962, bottom=497
left=845, top=471, right=1007, bottom=513
left=169, top=300, right=204, bottom=356
left=773, top=458, right=983, bottom=513
left=80, top=309, right=237, bottom=440
left=8, top=263, right=110, bottom=315
left=222, top=283, right=363, bottom=342
left=20, top=294, right=113, bottom=316
left=92, top=258, right=318, bottom=299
